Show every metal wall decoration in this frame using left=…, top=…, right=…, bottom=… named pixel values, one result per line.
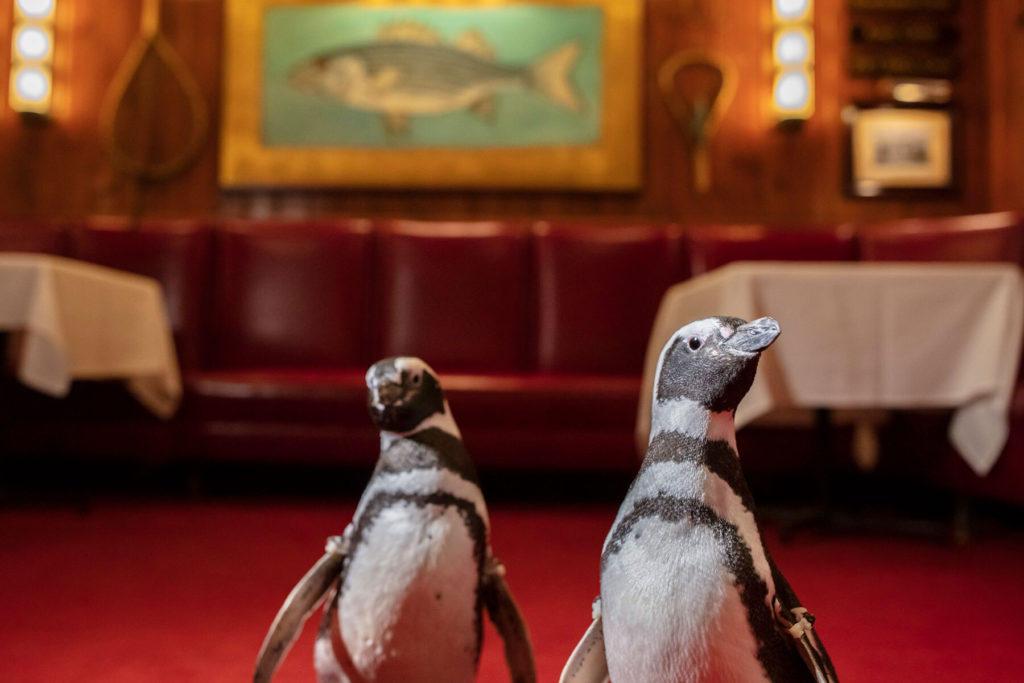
left=219, top=0, right=643, bottom=190
left=657, top=51, right=736, bottom=194
left=100, top=0, right=210, bottom=182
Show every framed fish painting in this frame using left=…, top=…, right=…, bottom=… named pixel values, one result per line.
left=219, top=0, right=642, bottom=190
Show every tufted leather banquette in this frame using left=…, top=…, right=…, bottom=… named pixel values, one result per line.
left=3, top=213, right=1024, bottom=507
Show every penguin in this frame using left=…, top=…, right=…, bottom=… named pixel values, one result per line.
left=254, top=356, right=536, bottom=683
left=560, top=316, right=838, bottom=683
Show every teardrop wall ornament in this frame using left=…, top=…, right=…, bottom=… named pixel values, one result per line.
left=657, top=50, right=737, bottom=194
left=99, top=0, right=209, bottom=183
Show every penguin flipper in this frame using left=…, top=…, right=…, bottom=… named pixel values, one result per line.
left=253, top=535, right=349, bottom=683
left=767, top=554, right=839, bottom=683
left=782, top=608, right=839, bottom=683
left=482, top=555, right=537, bottom=683
left=558, top=613, right=609, bottom=683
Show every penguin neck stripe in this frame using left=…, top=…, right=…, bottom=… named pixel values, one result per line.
left=641, top=431, right=756, bottom=514
left=650, top=398, right=736, bottom=449
left=376, top=427, right=480, bottom=485
left=603, top=494, right=723, bottom=565
left=357, top=467, right=488, bottom=531
left=602, top=494, right=813, bottom=682
left=384, top=403, right=461, bottom=440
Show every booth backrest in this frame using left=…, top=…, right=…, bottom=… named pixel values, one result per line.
left=532, top=221, right=686, bottom=375
left=687, top=224, right=858, bottom=276
left=0, top=218, right=67, bottom=254
left=376, top=220, right=530, bottom=372
left=67, top=216, right=213, bottom=371
left=857, top=211, right=1024, bottom=263
left=21, top=214, right=1023, bottom=382
left=210, top=218, right=375, bottom=369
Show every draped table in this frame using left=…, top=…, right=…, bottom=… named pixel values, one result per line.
left=0, top=253, right=181, bottom=418
left=635, top=261, right=1024, bottom=476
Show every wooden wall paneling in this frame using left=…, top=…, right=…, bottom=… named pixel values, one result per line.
left=1, top=0, right=36, bottom=217
left=951, top=0, right=989, bottom=214
left=804, top=0, right=851, bottom=223
left=90, top=0, right=224, bottom=218
left=0, top=0, right=223, bottom=219
left=834, top=0, right=982, bottom=223
left=0, top=0, right=1012, bottom=224
left=653, top=0, right=767, bottom=224
left=2, top=0, right=132, bottom=216
left=641, top=0, right=692, bottom=220
left=986, top=0, right=1024, bottom=210
left=0, top=0, right=12, bottom=213
left=126, top=0, right=223, bottom=217
left=69, top=0, right=146, bottom=215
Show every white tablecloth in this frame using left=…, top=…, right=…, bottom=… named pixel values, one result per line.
left=0, top=254, right=181, bottom=418
left=636, top=262, right=1024, bottom=476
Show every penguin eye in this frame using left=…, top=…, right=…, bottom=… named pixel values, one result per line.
left=687, top=336, right=703, bottom=351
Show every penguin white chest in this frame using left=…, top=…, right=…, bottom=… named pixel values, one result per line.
left=337, top=501, right=480, bottom=683
left=602, top=515, right=766, bottom=683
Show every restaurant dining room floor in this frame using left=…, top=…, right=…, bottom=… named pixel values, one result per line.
left=2, top=462, right=1024, bottom=683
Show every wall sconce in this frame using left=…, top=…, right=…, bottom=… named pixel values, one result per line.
left=771, top=0, right=814, bottom=123
left=10, top=0, right=56, bottom=116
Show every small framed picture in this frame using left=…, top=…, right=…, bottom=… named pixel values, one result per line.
left=846, top=105, right=955, bottom=198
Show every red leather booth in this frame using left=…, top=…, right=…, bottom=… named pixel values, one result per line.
left=686, top=223, right=858, bottom=276
left=3, top=213, right=1024, bottom=506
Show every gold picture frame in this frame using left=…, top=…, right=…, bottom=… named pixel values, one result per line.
left=219, top=0, right=643, bottom=190
left=848, top=106, right=955, bottom=198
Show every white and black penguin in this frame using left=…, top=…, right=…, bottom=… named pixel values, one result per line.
left=561, top=317, right=838, bottom=683
left=254, top=357, right=536, bottom=683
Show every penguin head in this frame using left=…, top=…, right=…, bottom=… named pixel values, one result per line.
left=655, top=316, right=780, bottom=413
left=366, top=357, right=447, bottom=433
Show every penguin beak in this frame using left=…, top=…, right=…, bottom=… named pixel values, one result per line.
left=724, top=317, right=780, bottom=354
left=373, top=380, right=404, bottom=405
left=366, top=361, right=405, bottom=406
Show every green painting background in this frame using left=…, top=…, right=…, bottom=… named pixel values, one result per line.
left=262, top=3, right=603, bottom=148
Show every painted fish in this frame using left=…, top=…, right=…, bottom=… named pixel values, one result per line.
left=288, top=22, right=581, bottom=132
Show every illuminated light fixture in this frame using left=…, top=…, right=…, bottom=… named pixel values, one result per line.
left=10, top=65, right=52, bottom=113
left=14, top=65, right=49, bottom=100
left=15, top=0, right=55, bottom=19
left=771, top=0, right=814, bottom=124
left=774, top=0, right=811, bottom=21
left=16, top=25, right=52, bottom=61
left=893, top=82, right=926, bottom=103
left=774, top=70, right=811, bottom=110
left=10, top=0, right=56, bottom=116
left=774, top=28, right=811, bottom=65
left=888, top=78, right=952, bottom=104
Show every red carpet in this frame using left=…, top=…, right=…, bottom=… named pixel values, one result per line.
left=2, top=500, right=1024, bottom=682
